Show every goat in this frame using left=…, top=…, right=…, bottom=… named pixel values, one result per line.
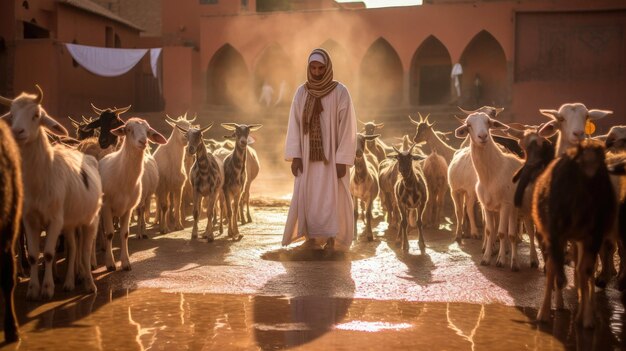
left=240, top=142, right=260, bottom=224
left=100, top=118, right=167, bottom=271
left=534, top=139, right=616, bottom=328
left=136, top=153, right=159, bottom=239
left=422, top=150, right=448, bottom=229
left=177, top=124, right=224, bottom=241
left=605, top=125, right=626, bottom=152
left=153, top=114, right=195, bottom=233
left=455, top=112, right=524, bottom=270
left=0, top=119, right=22, bottom=343
left=507, top=125, right=554, bottom=269
left=221, top=123, right=262, bottom=240
left=358, top=119, right=389, bottom=163
left=1, top=85, right=101, bottom=300
left=537, top=103, right=612, bottom=156
left=392, top=144, right=427, bottom=253
left=410, top=113, right=478, bottom=240
left=350, top=133, right=380, bottom=241
left=68, top=115, right=97, bottom=140
left=82, top=104, right=129, bottom=149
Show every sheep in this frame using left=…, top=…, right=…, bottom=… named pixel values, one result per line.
left=392, top=144, right=428, bottom=253
left=455, top=112, right=524, bottom=270
left=153, top=114, right=195, bottom=233
left=99, top=118, right=167, bottom=271
left=177, top=124, right=224, bottom=241
left=422, top=150, right=448, bottom=229
left=136, top=153, right=159, bottom=239
left=537, top=103, right=612, bottom=156
left=1, top=86, right=101, bottom=300
left=0, top=119, right=22, bottom=343
left=534, top=139, right=616, bottom=328
left=221, top=123, right=262, bottom=240
left=350, top=133, right=380, bottom=241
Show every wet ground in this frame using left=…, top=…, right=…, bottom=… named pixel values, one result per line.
left=2, top=201, right=626, bottom=350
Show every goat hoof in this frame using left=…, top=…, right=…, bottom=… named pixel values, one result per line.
left=122, top=264, right=132, bottom=271
left=455, top=236, right=462, bottom=243
left=495, top=261, right=504, bottom=268
left=232, top=235, right=243, bottom=242
left=511, top=265, right=520, bottom=272
left=63, top=282, right=75, bottom=292
left=531, top=260, right=539, bottom=269
left=480, top=259, right=490, bottom=266
left=106, top=265, right=117, bottom=272
left=367, top=235, right=374, bottom=242
left=207, top=236, right=214, bottom=243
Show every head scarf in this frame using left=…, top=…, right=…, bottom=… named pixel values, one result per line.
left=303, top=48, right=338, bottom=162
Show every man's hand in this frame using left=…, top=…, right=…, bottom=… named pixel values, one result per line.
left=336, top=163, right=347, bottom=178
left=291, top=158, right=303, bottom=177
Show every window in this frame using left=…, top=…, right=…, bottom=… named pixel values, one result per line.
left=200, top=0, right=218, bottom=4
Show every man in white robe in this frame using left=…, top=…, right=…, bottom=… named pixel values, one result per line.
left=282, top=48, right=357, bottom=252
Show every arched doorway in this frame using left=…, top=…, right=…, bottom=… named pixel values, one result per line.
left=320, top=39, right=353, bottom=90
left=253, top=43, right=294, bottom=108
left=206, top=44, right=251, bottom=108
left=410, top=36, right=452, bottom=106
left=358, top=38, right=403, bottom=108
left=459, top=31, right=507, bottom=108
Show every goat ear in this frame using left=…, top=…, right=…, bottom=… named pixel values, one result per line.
left=455, top=125, right=469, bottom=138
left=247, top=136, right=256, bottom=145
left=148, top=128, right=167, bottom=144
left=538, top=120, right=559, bottom=138
left=110, top=125, right=126, bottom=137
left=221, top=123, right=237, bottom=131
left=489, top=119, right=508, bottom=130
left=375, top=123, right=384, bottom=129
left=365, top=134, right=380, bottom=141
left=411, top=154, right=426, bottom=161
left=83, top=118, right=100, bottom=131
left=512, top=167, right=523, bottom=183
left=588, top=109, right=612, bottom=121
left=608, top=162, right=626, bottom=176
left=539, top=109, right=559, bottom=120
left=248, top=124, right=263, bottom=131
left=41, top=111, right=68, bottom=136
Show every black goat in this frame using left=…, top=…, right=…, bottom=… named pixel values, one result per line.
left=0, top=119, right=22, bottom=343
left=534, top=139, right=616, bottom=328
left=81, top=104, right=129, bottom=149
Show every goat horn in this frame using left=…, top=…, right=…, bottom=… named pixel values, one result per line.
left=175, top=125, right=188, bottom=133
left=188, top=114, right=197, bottom=123
left=0, top=94, right=12, bottom=106
left=68, top=116, right=81, bottom=125
left=114, top=105, right=131, bottom=115
left=458, top=106, right=475, bottom=115
left=408, top=115, right=419, bottom=126
left=34, top=84, right=43, bottom=104
left=200, top=123, right=213, bottom=133
left=357, top=118, right=366, bottom=125
left=91, top=103, right=104, bottom=115
left=165, top=114, right=178, bottom=123
left=454, top=115, right=466, bottom=124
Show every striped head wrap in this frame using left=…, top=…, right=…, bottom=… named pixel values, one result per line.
left=303, top=48, right=338, bottom=163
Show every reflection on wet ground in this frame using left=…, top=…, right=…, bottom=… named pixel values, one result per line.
left=2, top=204, right=626, bottom=350
left=1, top=289, right=625, bottom=350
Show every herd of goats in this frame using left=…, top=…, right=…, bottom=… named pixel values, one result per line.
left=1, top=84, right=626, bottom=343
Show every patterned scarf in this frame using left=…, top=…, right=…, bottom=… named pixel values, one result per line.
left=303, top=48, right=338, bottom=163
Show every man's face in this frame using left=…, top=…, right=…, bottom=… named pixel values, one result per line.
left=309, top=61, right=326, bottom=81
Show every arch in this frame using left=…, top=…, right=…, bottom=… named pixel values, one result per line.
left=459, top=30, right=507, bottom=108
left=410, top=35, right=452, bottom=106
left=206, top=44, right=251, bottom=107
left=358, top=37, right=403, bottom=107
left=319, top=39, right=353, bottom=88
left=253, top=43, right=295, bottom=107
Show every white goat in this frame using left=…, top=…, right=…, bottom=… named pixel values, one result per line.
left=153, top=114, right=195, bottom=233
left=99, top=118, right=167, bottom=271
left=455, top=112, right=524, bottom=271
left=350, top=133, right=380, bottom=240
left=1, top=86, right=101, bottom=299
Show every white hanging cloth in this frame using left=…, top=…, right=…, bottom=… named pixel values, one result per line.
left=451, top=63, right=463, bottom=98
left=150, top=48, right=162, bottom=78
left=66, top=43, right=148, bottom=77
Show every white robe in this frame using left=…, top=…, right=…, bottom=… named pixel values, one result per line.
left=283, top=83, right=357, bottom=249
